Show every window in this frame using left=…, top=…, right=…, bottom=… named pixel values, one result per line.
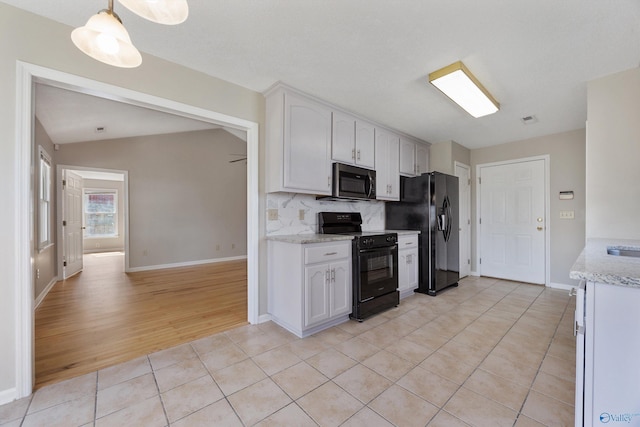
left=38, top=147, right=52, bottom=250
left=83, top=189, right=118, bottom=238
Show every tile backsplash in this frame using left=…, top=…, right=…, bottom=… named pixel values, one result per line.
left=266, top=193, right=386, bottom=235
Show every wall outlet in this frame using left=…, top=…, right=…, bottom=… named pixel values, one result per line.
left=560, top=210, right=575, bottom=219
left=36, top=268, right=40, bottom=279
left=268, top=209, right=278, bottom=221
left=299, top=209, right=305, bottom=220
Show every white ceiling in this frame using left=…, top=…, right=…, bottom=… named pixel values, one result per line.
left=35, top=84, right=220, bottom=144
left=6, top=0, right=640, bottom=149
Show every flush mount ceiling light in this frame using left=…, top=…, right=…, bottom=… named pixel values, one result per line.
left=71, top=0, right=142, bottom=68
left=118, top=0, right=189, bottom=25
left=429, top=61, right=500, bottom=118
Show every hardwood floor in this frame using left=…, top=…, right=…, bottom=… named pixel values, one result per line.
left=34, top=253, right=248, bottom=389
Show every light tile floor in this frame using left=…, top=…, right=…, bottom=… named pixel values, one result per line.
left=0, top=276, right=576, bottom=427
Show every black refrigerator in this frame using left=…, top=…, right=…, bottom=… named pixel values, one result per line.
left=385, top=172, right=459, bottom=296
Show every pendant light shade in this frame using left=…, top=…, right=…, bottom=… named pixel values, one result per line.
left=71, top=9, right=142, bottom=68
left=118, top=0, right=189, bottom=25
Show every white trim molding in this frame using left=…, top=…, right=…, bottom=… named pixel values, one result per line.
left=14, top=61, right=260, bottom=400
left=127, top=256, right=248, bottom=273
left=548, top=282, right=576, bottom=292
left=0, top=388, right=18, bottom=406
left=34, top=278, right=58, bottom=309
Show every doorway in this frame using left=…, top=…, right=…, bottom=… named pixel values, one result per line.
left=477, top=156, right=549, bottom=284
left=454, top=162, right=471, bottom=278
left=15, top=62, right=260, bottom=398
left=57, top=167, right=128, bottom=279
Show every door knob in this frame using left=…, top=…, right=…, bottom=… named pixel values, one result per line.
left=537, top=217, right=543, bottom=222
left=537, top=226, right=543, bottom=231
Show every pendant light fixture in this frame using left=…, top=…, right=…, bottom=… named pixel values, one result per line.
left=71, top=0, right=142, bottom=68
left=118, top=0, right=189, bottom=25
left=429, top=61, right=500, bottom=118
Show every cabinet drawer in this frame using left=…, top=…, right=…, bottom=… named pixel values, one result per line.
left=305, top=243, right=350, bottom=264
left=398, top=234, right=418, bottom=249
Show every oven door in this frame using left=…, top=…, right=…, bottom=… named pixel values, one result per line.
left=357, top=245, right=398, bottom=301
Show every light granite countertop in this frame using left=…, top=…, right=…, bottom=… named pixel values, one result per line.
left=266, top=234, right=355, bottom=244
left=570, top=238, right=640, bottom=288
left=266, top=229, right=419, bottom=244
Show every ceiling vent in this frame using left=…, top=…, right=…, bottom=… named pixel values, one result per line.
left=521, top=115, right=538, bottom=125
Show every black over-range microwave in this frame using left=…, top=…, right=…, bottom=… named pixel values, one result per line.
left=332, top=163, right=376, bottom=200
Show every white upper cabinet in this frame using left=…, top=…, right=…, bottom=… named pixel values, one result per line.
left=400, top=137, right=430, bottom=176
left=375, top=128, right=400, bottom=201
left=266, top=87, right=332, bottom=195
left=332, top=112, right=375, bottom=169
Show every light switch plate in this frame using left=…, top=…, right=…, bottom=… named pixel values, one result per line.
left=299, top=209, right=305, bottom=220
left=560, top=210, right=575, bottom=219
left=268, top=209, right=278, bottom=221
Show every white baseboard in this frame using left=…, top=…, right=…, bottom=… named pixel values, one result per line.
left=0, top=387, right=18, bottom=406
left=547, top=282, right=576, bottom=292
left=127, top=255, right=248, bottom=273
left=34, top=277, right=58, bottom=309
left=83, top=248, right=124, bottom=254
left=469, top=271, right=480, bottom=277
left=257, top=314, right=272, bottom=324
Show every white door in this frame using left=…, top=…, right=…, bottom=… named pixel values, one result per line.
left=304, top=264, right=330, bottom=327
left=63, top=170, right=83, bottom=278
left=455, top=162, right=471, bottom=278
left=479, top=159, right=546, bottom=284
left=329, top=259, right=351, bottom=317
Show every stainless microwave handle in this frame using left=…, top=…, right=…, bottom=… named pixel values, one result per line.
left=367, top=171, right=375, bottom=198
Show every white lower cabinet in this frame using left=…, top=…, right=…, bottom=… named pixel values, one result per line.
left=576, top=280, right=640, bottom=426
left=268, top=239, right=352, bottom=337
left=398, top=234, right=419, bottom=299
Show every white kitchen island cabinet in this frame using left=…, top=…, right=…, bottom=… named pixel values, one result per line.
left=265, top=86, right=332, bottom=196
left=268, top=237, right=353, bottom=338
left=570, top=239, right=640, bottom=427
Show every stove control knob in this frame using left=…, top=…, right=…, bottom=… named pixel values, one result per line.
left=386, top=235, right=396, bottom=243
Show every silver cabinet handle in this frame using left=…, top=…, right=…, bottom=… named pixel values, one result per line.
left=324, top=252, right=338, bottom=256
left=331, top=268, right=335, bottom=281
left=325, top=269, right=330, bottom=284
left=328, top=176, right=331, bottom=187
left=357, top=149, right=361, bottom=160
left=352, top=148, right=356, bottom=160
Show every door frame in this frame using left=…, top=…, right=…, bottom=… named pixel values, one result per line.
left=14, top=61, right=260, bottom=398
left=454, top=161, right=471, bottom=278
left=475, top=155, right=550, bottom=286
left=57, top=166, right=129, bottom=277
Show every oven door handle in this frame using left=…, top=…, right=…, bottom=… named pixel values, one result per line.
left=359, top=245, right=397, bottom=255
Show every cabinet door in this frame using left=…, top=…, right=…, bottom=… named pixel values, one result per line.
left=399, top=138, right=416, bottom=176
left=375, top=129, right=400, bottom=201
left=387, top=136, right=400, bottom=200
left=284, top=92, right=332, bottom=194
left=406, top=249, right=419, bottom=290
left=398, top=250, right=410, bottom=292
left=332, top=111, right=356, bottom=165
left=415, top=144, right=429, bottom=176
left=304, top=264, right=330, bottom=327
left=329, top=259, right=352, bottom=317
left=355, top=121, right=375, bottom=169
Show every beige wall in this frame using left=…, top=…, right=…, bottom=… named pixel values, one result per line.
left=56, top=129, right=247, bottom=268
left=470, top=129, right=586, bottom=286
left=429, top=140, right=471, bottom=174
left=33, top=119, right=58, bottom=301
left=0, top=3, right=264, bottom=396
left=81, top=179, right=126, bottom=254
left=586, top=68, right=640, bottom=239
